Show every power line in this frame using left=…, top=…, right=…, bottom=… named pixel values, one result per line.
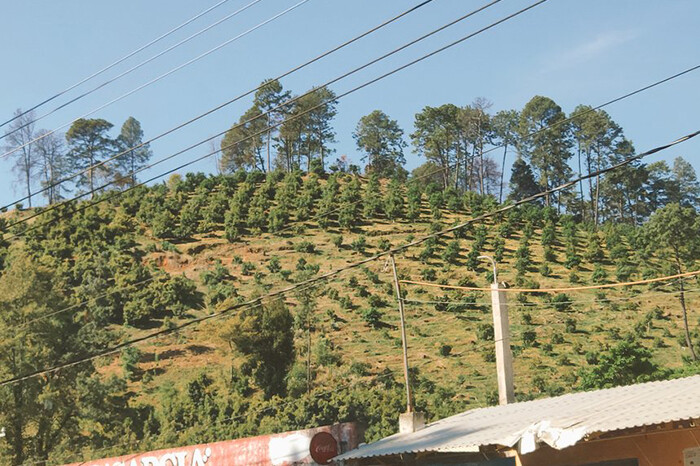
left=402, top=288, right=700, bottom=308
left=15, top=165, right=450, bottom=329
left=400, top=269, right=700, bottom=293
left=0, top=0, right=233, bottom=130
left=1, top=0, right=437, bottom=211
left=3, top=0, right=511, bottom=234
left=0, top=0, right=311, bottom=161
left=0, top=0, right=263, bottom=141
left=481, top=62, right=700, bottom=160
left=1, top=124, right=697, bottom=388
left=57, top=358, right=435, bottom=466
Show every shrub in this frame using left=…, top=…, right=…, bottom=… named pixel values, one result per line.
left=439, top=344, right=452, bottom=357
left=565, top=317, right=577, bottom=333
left=550, top=332, right=564, bottom=344
left=241, top=262, right=256, bottom=275
left=591, top=264, right=608, bottom=283
left=441, top=240, right=461, bottom=264
left=294, top=240, right=315, bottom=253
left=121, top=346, right=142, bottom=381
left=420, top=268, right=437, bottom=281
left=362, top=307, right=383, bottom=328
left=477, top=323, right=494, bottom=341
left=550, top=293, right=571, bottom=312
left=522, top=330, right=537, bottom=347
left=539, top=263, right=552, bottom=277
left=377, top=238, right=391, bottom=251
left=350, top=236, right=367, bottom=253
left=267, top=256, right=281, bottom=273
left=367, top=294, right=387, bottom=308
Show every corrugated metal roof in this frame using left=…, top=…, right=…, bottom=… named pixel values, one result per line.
left=336, top=375, right=700, bottom=460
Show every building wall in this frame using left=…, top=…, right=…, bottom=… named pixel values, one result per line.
left=516, top=426, right=700, bottom=466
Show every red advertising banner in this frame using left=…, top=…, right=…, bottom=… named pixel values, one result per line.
left=65, top=423, right=360, bottom=466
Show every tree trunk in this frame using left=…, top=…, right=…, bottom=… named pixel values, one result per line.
left=594, top=149, right=601, bottom=227
left=10, top=347, right=25, bottom=464
left=577, top=147, right=585, bottom=221
left=499, top=143, right=507, bottom=203
left=24, top=154, right=32, bottom=208
left=676, top=260, right=698, bottom=360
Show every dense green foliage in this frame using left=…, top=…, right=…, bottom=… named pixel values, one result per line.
left=2, top=89, right=700, bottom=464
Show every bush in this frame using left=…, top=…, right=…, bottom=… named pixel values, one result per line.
left=522, top=330, right=537, bottom=347
left=539, top=263, right=552, bottom=277
left=267, top=256, right=281, bottom=273
left=441, top=240, right=461, bottom=264
left=294, top=240, right=315, bottom=253
left=121, top=346, right=142, bottom=381
left=420, top=268, right=437, bottom=281
left=362, top=307, right=383, bottom=328
left=241, top=262, right=256, bottom=275
left=550, top=293, right=572, bottom=312
left=550, top=332, right=565, bottom=344
left=477, top=323, right=494, bottom=341
left=438, top=344, right=452, bottom=357
left=591, top=264, right=608, bottom=284
left=565, top=317, right=577, bottom=333
left=350, top=236, right=367, bottom=253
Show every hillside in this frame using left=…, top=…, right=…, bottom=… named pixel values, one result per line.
left=1, top=170, right=699, bottom=464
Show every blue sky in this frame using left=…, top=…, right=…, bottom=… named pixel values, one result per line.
left=0, top=0, right=698, bottom=207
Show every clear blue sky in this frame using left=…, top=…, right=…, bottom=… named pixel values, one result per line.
left=1, top=0, right=698, bottom=207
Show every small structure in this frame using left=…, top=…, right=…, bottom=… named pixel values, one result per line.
left=335, top=375, right=700, bottom=465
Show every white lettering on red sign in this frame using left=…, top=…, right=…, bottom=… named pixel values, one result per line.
left=88, top=447, right=212, bottom=466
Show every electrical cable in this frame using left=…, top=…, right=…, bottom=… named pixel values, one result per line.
left=480, top=63, right=700, bottom=160
left=0, top=0, right=311, bottom=160
left=0, top=0, right=232, bottom=130
left=3, top=0, right=514, bottom=235
left=0, top=0, right=437, bottom=211
left=400, top=269, right=700, bottom=292
left=402, top=288, right=700, bottom=307
left=1, top=123, right=697, bottom=388
left=0, top=0, right=263, bottom=142
left=14, top=165, right=451, bottom=328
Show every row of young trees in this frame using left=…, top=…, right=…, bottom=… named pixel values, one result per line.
left=219, top=83, right=700, bottom=225
left=2, top=111, right=152, bottom=207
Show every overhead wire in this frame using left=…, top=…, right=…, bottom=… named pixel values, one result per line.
left=0, top=0, right=233, bottom=130
left=402, top=288, right=700, bottom=307
left=400, top=269, right=700, bottom=293
left=13, top=164, right=451, bottom=329
left=480, top=62, right=700, bottom=160
left=0, top=0, right=437, bottom=211
left=0, top=0, right=263, bottom=141
left=0, top=0, right=311, bottom=160
left=1, top=123, right=698, bottom=388
left=3, top=0, right=512, bottom=235
left=0, top=0, right=555, bottom=385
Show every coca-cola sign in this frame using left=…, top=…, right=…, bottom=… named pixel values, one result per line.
left=309, top=432, right=338, bottom=465
left=63, top=423, right=358, bottom=466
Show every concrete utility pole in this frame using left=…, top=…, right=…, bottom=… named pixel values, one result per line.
left=478, top=255, right=515, bottom=405
left=389, top=255, right=425, bottom=434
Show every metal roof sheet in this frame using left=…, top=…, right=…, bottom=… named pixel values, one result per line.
left=336, top=375, right=700, bottom=460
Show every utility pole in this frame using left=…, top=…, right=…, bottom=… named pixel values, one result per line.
left=478, top=255, right=514, bottom=405
left=389, top=255, right=425, bottom=433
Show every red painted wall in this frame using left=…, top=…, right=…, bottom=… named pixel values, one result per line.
left=65, top=423, right=361, bottom=466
